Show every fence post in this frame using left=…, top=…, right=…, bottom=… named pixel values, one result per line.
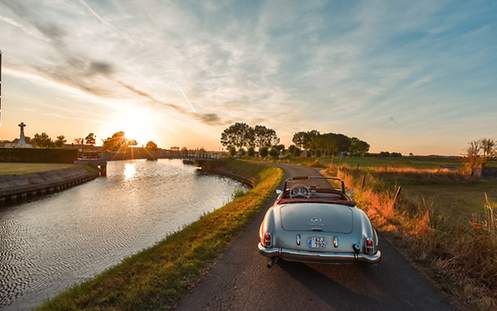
left=485, top=193, right=494, bottom=234
left=360, top=175, right=366, bottom=190
left=393, top=186, right=402, bottom=209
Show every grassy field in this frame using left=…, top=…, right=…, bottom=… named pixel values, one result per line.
left=38, top=160, right=283, bottom=311
left=0, top=163, right=75, bottom=175
left=355, top=170, right=497, bottom=220
left=273, top=155, right=466, bottom=170
left=404, top=181, right=497, bottom=219
left=327, top=163, right=497, bottom=309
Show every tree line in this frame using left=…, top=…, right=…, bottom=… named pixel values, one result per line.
left=292, top=130, right=370, bottom=156
left=220, top=123, right=370, bottom=158
left=220, top=122, right=283, bottom=157
left=14, top=131, right=159, bottom=152
left=18, top=132, right=96, bottom=148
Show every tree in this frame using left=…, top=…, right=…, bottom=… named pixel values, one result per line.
left=220, top=122, right=253, bottom=150
left=228, top=146, right=237, bottom=157
left=102, top=131, right=128, bottom=151
left=465, top=140, right=484, bottom=176
left=288, top=145, right=301, bottom=157
left=292, top=132, right=307, bottom=149
left=292, top=130, right=320, bottom=151
left=464, top=138, right=496, bottom=176
left=55, top=135, right=66, bottom=147
left=145, top=141, right=158, bottom=151
left=254, top=125, right=279, bottom=149
left=275, top=144, right=285, bottom=153
left=259, top=146, right=269, bottom=158
left=310, top=133, right=351, bottom=156
left=349, top=137, right=370, bottom=156
left=269, top=146, right=280, bottom=158
left=481, top=138, right=496, bottom=159
left=32, top=132, right=53, bottom=148
left=85, top=133, right=96, bottom=146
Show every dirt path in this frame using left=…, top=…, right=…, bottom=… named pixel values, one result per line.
left=176, top=164, right=453, bottom=311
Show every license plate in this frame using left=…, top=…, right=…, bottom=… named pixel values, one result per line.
left=307, top=236, right=326, bottom=248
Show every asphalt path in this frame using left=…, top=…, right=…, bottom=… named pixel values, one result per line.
left=177, top=164, right=453, bottom=311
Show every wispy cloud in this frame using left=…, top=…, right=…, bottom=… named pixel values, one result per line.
left=0, top=0, right=496, bottom=153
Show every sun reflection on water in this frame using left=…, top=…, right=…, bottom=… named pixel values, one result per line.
left=124, top=163, right=136, bottom=179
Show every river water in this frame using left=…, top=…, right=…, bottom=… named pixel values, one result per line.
left=0, top=159, right=246, bottom=310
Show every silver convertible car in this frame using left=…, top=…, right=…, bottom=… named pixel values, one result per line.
left=258, top=176, right=381, bottom=266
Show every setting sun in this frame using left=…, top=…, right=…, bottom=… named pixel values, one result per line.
left=102, top=105, right=158, bottom=146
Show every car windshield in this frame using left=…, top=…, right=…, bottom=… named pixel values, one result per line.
left=282, top=177, right=348, bottom=201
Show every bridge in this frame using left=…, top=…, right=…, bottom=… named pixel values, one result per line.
left=75, top=151, right=224, bottom=176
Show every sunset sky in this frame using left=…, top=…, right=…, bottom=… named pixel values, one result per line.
left=0, top=0, right=496, bottom=155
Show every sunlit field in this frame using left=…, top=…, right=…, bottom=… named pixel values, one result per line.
left=289, top=155, right=464, bottom=170
left=322, top=161, right=497, bottom=308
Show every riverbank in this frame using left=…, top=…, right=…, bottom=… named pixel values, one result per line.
left=37, top=160, right=283, bottom=310
left=198, top=159, right=268, bottom=187
left=0, top=165, right=99, bottom=205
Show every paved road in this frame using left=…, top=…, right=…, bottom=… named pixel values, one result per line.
left=177, top=164, right=453, bottom=311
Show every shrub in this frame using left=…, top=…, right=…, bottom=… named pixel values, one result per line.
left=269, top=146, right=280, bottom=158
left=259, top=146, right=269, bottom=158
left=247, top=147, right=255, bottom=157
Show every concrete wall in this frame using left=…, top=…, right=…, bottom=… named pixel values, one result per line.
left=0, top=165, right=98, bottom=205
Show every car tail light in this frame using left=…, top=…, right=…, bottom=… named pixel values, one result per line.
left=262, top=232, right=272, bottom=247
left=365, top=238, right=374, bottom=254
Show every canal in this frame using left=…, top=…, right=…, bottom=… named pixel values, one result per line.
left=0, top=159, right=246, bottom=310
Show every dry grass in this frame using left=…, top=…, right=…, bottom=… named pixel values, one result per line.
left=37, top=162, right=283, bottom=311
left=325, top=165, right=497, bottom=310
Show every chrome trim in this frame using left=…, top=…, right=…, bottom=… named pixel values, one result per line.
left=258, top=243, right=381, bottom=264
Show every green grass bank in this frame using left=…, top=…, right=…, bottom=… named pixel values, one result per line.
left=38, top=160, right=283, bottom=311
left=0, top=163, right=76, bottom=175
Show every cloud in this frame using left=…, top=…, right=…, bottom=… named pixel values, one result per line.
left=117, top=81, right=227, bottom=126
left=1, top=0, right=497, bottom=153
left=87, top=61, right=114, bottom=76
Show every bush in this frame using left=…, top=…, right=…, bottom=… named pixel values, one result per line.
left=269, top=146, right=280, bottom=158
left=247, top=147, right=255, bottom=157
left=259, top=146, right=269, bottom=157
left=0, top=148, right=78, bottom=163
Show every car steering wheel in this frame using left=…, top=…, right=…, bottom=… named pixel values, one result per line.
left=289, top=184, right=310, bottom=198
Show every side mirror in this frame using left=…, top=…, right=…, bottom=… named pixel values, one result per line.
left=275, top=189, right=282, bottom=195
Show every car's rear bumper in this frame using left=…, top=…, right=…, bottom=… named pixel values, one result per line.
left=258, top=243, right=381, bottom=264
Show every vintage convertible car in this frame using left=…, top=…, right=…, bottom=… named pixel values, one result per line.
left=258, top=176, right=381, bottom=266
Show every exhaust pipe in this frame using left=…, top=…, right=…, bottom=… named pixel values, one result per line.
left=267, top=257, right=279, bottom=268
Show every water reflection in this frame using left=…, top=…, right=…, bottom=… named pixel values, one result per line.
left=124, top=163, right=136, bottom=179
left=0, top=159, right=246, bottom=310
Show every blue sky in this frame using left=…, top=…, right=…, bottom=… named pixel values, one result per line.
left=0, top=0, right=496, bottom=154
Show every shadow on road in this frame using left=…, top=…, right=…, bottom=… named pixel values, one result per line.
left=278, top=260, right=386, bottom=309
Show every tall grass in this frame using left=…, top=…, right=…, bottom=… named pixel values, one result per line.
left=326, top=165, right=497, bottom=310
